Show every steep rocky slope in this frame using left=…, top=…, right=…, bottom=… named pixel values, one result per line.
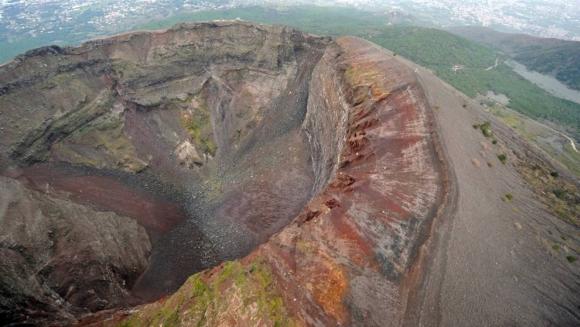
left=86, top=35, right=447, bottom=327
left=0, top=22, right=578, bottom=327
left=0, top=22, right=330, bottom=325
left=0, top=176, right=151, bottom=324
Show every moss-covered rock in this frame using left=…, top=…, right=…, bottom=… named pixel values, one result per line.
left=118, top=258, right=297, bottom=327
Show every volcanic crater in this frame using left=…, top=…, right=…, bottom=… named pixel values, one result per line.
left=0, top=21, right=444, bottom=325
left=2, top=21, right=577, bottom=327
left=0, top=22, right=334, bottom=318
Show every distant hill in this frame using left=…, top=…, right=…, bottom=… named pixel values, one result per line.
left=367, top=26, right=580, bottom=133
left=450, top=26, right=580, bottom=91
left=133, top=10, right=580, bottom=134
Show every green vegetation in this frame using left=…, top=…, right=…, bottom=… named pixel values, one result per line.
left=366, top=27, right=580, bottom=133
left=179, top=98, right=217, bottom=156
left=552, top=188, right=568, bottom=200
left=518, top=162, right=579, bottom=227
left=481, top=122, right=493, bottom=137
left=488, top=105, right=580, bottom=177
left=566, top=255, right=577, bottom=263
left=473, top=121, right=493, bottom=137
left=184, top=112, right=217, bottom=156
left=504, top=193, right=513, bottom=201
left=118, top=259, right=294, bottom=327
left=497, top=154, right=507, bottom=164
left=185, top=260, right=293, bottom=326
left=369, top=27, right=497, bottom=72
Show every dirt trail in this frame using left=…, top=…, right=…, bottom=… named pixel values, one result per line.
left=485, top=57, right=500, bottom=71
left=394, top=55, right=580, bottom=326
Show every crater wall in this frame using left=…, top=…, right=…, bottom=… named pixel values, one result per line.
left=0, top=23, right=448, bottom=327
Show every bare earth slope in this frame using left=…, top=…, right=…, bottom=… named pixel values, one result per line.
left=399, top=55, right=580, bottom=327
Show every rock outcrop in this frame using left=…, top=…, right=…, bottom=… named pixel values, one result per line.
left=0, top=176, right=151, bottom=324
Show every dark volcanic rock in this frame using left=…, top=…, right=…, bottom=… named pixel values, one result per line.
left=0, top=22, right=332, bottom=325
left=0, top=176, right=150, bottom=324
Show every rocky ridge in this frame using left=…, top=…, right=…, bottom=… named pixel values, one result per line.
left=96, top=35, right=448, bottom=326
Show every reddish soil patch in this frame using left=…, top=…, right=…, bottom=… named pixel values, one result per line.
left=14, top=164, right=187, bottom=238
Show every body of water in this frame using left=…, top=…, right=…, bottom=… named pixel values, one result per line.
left=507, top=60, right=580, bottom=105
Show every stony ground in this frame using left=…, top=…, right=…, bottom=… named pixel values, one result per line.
left=395, top=53, right=580, bottom=326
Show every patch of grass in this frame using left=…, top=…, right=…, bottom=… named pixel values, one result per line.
left=552, top=244, right=560, bottom=251
left=117, top=258, right=297, bottom=326
left=504, top=193, right=513, bottom=201
left=164, top=311, right=180, bottom=327
left=472, top=121, right=493, bottom=137
left=180, top=98, right=217, bottom=157
left=497, top=154, right=507, bottom=164
left=566, top=255, right=577, bottom=263
left=518, top=162, right=579, bottom=227
left=190, top=275, right=209, bottom=297
left=552, top=188, right=569, bottom=200
left=118, top=321, right=133, bottom=327
left=480, top=121, right=493, bottom=137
